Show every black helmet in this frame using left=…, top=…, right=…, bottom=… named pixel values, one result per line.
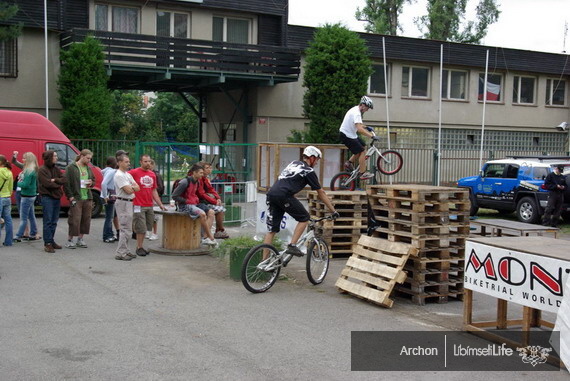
left=557, top=164, right=565, bottom=171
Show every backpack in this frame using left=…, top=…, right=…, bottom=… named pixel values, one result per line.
left=171, top=177, right=189, bottom=210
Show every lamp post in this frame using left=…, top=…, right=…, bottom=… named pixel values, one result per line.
left=558, top=122, right=569, bottom=156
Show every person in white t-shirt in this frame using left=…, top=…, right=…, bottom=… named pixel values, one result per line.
left=113, top=154, right=140, bottom=261
left=338, top=96, right=378, bottom=180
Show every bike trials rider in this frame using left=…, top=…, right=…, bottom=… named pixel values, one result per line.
left=263, top=146, right=339, bottom=257
left=339, top=95, right=379, bottom=180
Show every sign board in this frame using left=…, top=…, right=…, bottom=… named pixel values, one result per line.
left=256, top=193, right=296, bottom=242
left=464, top=241, right=570, bottom=313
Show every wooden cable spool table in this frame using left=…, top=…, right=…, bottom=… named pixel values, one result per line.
left=149, top=209, right=210, bottom=256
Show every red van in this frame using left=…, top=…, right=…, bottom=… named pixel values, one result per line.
left=0, top=110, right=103, bottom=217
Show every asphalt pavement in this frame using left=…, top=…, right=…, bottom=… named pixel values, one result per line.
left=0, top=216, right=566, bottom=380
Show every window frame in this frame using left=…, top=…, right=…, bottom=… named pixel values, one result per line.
left=156, top=10, right=191, bottom=38
left=546, top=78, right=567, bottom=107
left=368, top=63, right=390, bottom=96
left=478, top=73, right=504, bottom=103
left=401, top=65, right=430, bottom=99
left=512, top=75, right=537, bottom=105
left=212, top=15, right=252, bottom=44
left=441, top=69, right=468, bottom=101
left=0, top=38, right=17, bottom=78
left=95, top=3, right=140, bottom=33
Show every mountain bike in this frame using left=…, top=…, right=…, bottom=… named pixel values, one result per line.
left=330, top=129, right=403, bottom=191
left=241, top=216, right=333, bottom=293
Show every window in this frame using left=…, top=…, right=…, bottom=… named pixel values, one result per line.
left=546, top=79, right=566, bottom=106
left=512, top=76, right=535, bottom=104
left=95, top=4, right=139, bottom=33
left=213, top=16, right=250, bottom=44
left=157, top=11, right=189, bottom=38
left=402, top=66, right=429, bottom=97
left=483, top=163, right=505, bottom=178
left=441, top=69, right=467, bottom=100
left=45, top=143, right=76, bottom=170
left=369, top=64, right=390, bottom=95
left=0, top=38, right=17, bottom=77
left=505, top=164, right=519, bottom=179
left=533, top=167, right=548, bottom=180
left=478, top=73, right=502, bottom=102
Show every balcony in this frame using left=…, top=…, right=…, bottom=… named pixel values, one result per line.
left=61, top=29, right=301, bottom=92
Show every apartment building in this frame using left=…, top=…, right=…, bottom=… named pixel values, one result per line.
left=2, top=0, right=570, bottom=156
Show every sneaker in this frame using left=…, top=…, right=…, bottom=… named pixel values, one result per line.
left=126, top=252, right=137, bottom=259
left=76, top=239, right=88, bottom=248
left=52, top=242, right=62, bottom=250
left=149, top=233, right=158, bottom=241
left=358, top=171, right=374, bottom=180
left=285, top=244, right=304, bottom=257
left=44, top=244, right=55, bottom=253
left=202, top=238, right=217, bottom=246
left=115, top=254, right=133, bottom=261
left=214, top=230, right=229, bottom=239
left=13, top=237, right=22, bottom=243
left=103, top=237, right=115, bottom=243
left=136, top=247, right=149, bottom=257
left=344, top=160, right=354, bottom=172
left=65, top=240, right=77, bottom=249
left=145, top=231, right=151, bottom=239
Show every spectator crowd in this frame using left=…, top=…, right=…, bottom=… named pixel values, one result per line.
left=0, top=149, right=229, bottom=260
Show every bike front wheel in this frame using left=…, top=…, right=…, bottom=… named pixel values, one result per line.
left=377, top=150, right=403, bottom=175
left=306, top=238, right=330, bottom=285
left=330, top=172, right=356, bottom=191
left=241, top=244, right=281, bottom=293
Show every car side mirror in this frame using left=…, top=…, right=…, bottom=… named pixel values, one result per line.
left=480, top=170, right=484, bottom=178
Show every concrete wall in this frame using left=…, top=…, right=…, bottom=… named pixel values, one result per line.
left=0, top=29, right=62, bottom=125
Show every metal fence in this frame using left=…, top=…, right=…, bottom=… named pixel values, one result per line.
left=374, top=148, right=567, bottom=186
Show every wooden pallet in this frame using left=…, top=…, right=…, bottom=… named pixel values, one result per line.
left=310, top=208, right=368, bottom=219
left=370, top=228, right=468, bottom=249
left=393, top=287, right=464, bottom=305
left=367, top=184, right=469, bottom=203
left=308, top=190, right=368, bottom=203
left=379, top=211, right=471, bottom=226
left=369, top=197, right=470, bottom=213
left=335, top=235, right=414, bottom=308
left=323, top=218, right=365, bottom=229
left=386, top=222, right=470, bottom=236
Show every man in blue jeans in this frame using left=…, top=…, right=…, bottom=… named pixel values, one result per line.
left=38, top=150, right=66, bottom=253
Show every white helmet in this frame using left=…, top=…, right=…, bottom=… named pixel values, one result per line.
left=360, top=95, right=374, bottom=109
left=303, top=146, right=322, bottom=158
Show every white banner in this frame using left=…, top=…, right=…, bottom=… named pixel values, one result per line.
left=464, top=241, right=570, bottom=313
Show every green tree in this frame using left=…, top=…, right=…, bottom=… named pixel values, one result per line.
left=416, top=0, right=500, bottom=44
left=299, top=24, right=372, bottom=144
left=58, top=36, right=112, bottom=139
left=146, top=92, right=199, bottom=143
left=0, top=2, right=22, bottom=41
left=355, top=0, right=412, bottom=35
left=109, top=90, right=152, bottom=140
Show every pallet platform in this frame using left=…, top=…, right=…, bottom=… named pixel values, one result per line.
left=367, top=184, right=469, bottom=203
left=336, top=236, right=415, bottom=308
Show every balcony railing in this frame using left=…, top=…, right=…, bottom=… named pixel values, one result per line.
left=61, top=29, right=301, bottom=78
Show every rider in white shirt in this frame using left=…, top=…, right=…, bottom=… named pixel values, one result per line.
left=338, top=96, right=378, bottom=180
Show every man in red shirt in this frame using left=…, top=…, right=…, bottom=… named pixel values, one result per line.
left=197, top=161, right=229, bottom=239
left=129, top=154, right=166, bottom=256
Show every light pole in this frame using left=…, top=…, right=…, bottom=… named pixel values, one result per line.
left=557, top=122, right=569, bottom=156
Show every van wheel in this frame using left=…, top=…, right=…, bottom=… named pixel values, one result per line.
left=91, top=191, right=103, bottom=218
left=469, top=191, right=479, bottom=216
left=516, top=197, right=539, bottom=224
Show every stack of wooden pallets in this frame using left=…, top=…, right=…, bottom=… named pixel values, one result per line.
left=307, top=190, right=368, bottom=257
left=367, top=184, right=470, bottom=305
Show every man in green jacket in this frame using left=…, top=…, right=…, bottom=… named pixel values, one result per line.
left=63, top=149, right=95, bottom=249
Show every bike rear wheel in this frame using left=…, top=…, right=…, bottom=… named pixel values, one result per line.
left=241, top=244, right=281, bottom=293
left=306, top=238, right=330, bottom=285
left=330, top=172, right=356, bottom=191
left=377, top=150, right=403, bottom=175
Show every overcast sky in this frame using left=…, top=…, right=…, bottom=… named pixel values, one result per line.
left=288, top=0, right=570, bottom=54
